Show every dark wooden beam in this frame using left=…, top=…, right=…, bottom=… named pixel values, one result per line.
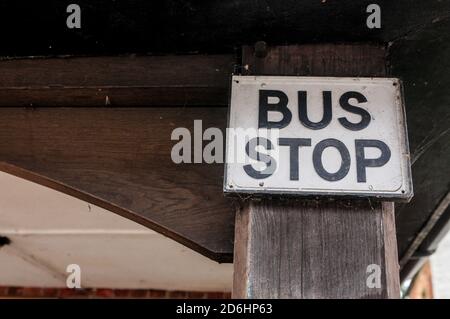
left=0, top=107, right=235, bottom=262
left=0, top=55, right=235, bottom=106
left=242, top=43, right=387, bottom=77
left=232, top=44, right=400, bottom=298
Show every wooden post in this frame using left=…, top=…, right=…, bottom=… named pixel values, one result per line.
left=232, top=44, right=401, bottom=299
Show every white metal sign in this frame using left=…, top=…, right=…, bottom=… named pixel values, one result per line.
left=224, top=76, right=413, bottom=200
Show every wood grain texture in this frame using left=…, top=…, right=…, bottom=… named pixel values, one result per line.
left=242, top=44, right=387, bottom=77
left=382, top=202, right=401, bottom=298
left=0, top=107, right=235, bottom=261
left=0, top=55, right=235, bottom=106
left=233, top=200, right=399, bottom=298
left=233, top=44, right=400, bottom=299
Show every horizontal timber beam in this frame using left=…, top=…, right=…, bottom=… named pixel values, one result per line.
left=0, top=55, right=236, bottom=107
left=0, top=44, right=385, bottom=107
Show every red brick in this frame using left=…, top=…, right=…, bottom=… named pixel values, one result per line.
left=0, top=286, right=230, bottom=299
left=167, top=290, right=187, bottom=299
left=186, top=291, right=206, bottom=299
left=7, top=287, right=23, bottom=297
left=0, top=286, right=10, bottom=296
left=57, top=288, right=68, bottom=298
left=205, top=292, right=227, bottom=299
left=95, top=288, right=115, bottom=298
left=130, top=289, right=148, bottom=298
left=58, top=288, right=87, bottom=298
left=113, top=289, right=131, bottom=298
left=148, top=290, right=167, bottom=298
left=80, top=289, right=94, bottom=297
left=40, top=288, right=59, bottom=298
left=22, top=287, right=42, bottom=298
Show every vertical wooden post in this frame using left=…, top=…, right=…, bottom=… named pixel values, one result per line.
left=232, top=44, right=401, bottom=299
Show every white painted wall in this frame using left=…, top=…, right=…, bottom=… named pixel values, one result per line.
left=0, top=172, right=233, bottom=291
left=431, top=230, right=450, bottom=299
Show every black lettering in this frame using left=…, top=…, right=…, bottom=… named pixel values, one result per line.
left=278, top=138, right=312, bottom=180
left=258, top=90, right=292, bottom=129
left=355, top=139, right=391, bottom=183
left=243, top=137, right=277, bottom=179
left=298, top=91, right=332, bottom=130
left=313, top=138, right=351, bottom=181
left=338, top=91, right=371, bottom=131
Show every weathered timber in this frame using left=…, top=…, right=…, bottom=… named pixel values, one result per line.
left=0, top=55, right=235, bottom=106
left=232, top=44, right=400, bottom=298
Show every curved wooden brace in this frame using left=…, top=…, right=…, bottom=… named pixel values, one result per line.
left=0, top=107, right=235, bottom=263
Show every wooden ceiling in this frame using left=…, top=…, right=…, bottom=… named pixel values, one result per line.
left=0, top=1, right=447, bottom=56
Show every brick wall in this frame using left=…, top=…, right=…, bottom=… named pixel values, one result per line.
left=408, top=261, right=433, bottom=299
left=0, top=286, right=231, bottom=299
